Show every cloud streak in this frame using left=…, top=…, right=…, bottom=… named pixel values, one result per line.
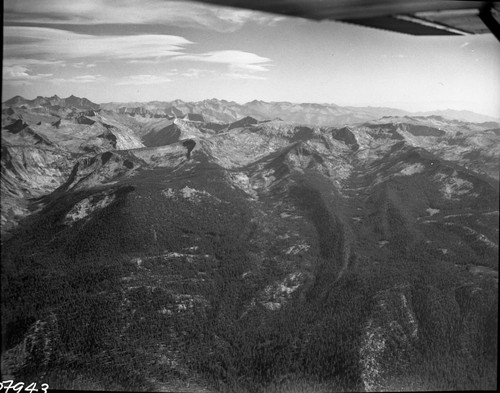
left=3, top=58, right=66, bottom=67
left=4, top=0, right=285, bottom=33
left=51, top=74, right=106, bottom=84
left=180, top=68, right=216, bottom=78
left=116, top=74, right=173, bottom=85
left=4, top=26, right=193, bottom=62
left=72, top=62, right=97, bottom=68
left=175, top=50, right=271, bottom=73
left=223, top=72, right=266, bottom=80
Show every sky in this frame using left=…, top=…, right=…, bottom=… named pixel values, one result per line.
left=3, top=0, right=500, bottom=117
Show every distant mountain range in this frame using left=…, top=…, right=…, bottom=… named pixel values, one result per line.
left=413, top=109, right=500, bottom=124
left=4, top=95, right=498, bottom=126
left=4, top=95, right=100, bottom=111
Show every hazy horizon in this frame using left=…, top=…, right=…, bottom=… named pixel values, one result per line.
left=3, top=0, right=500, bottom=118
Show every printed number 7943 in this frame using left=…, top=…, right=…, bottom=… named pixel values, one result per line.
left=0, top=381, right=49, bottom=393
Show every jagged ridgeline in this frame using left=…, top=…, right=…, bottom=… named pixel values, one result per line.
left=1, top=96, right=498, bottom=392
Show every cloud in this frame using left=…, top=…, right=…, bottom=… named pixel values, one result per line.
left=3, top=65, right=53, bottom=84
left=223, top=72, right=267, bottom=80
left=49, top=74, right=106, bottom=84
left=180, top=68, right=216, bottom=78
left=3, top=27, right=272, bottom=87
left=174, top=50, right=271, bottom=73
left=4, top=0, right=286, bottom=33
left=72, top=62, right=97, bottom=68
left=4, top=26, right=192, bottom=62
left=127, top=59, right=161, bottom=64
left=380, top=54, right=407, bottom=59
left=3, top=58, right=66, bottom=67
left=116, top=74, right=173, bottom=85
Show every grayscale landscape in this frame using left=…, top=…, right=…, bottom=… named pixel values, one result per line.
left=2, top=1, right=499, bottom=392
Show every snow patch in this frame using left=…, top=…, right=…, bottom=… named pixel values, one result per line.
left=426, top=208, right=440, bottom=216
left=228, top=172, right=257, bottom=198
left=63, top=192, right=115, bottom=225
left=173, top=294, right=208, bottom=312
left=162, top=186, right=220, bottom=203
left=159, top=307, right=172, bottom=315
left=162, top=188, right=176, bottom=198
left=260, top=272, right=304, bottom=311
left=397, top=163, right=425, bottom=176
left=262, top=302, right=281, bottom=311
left=284, top=243, right=310, bottom=255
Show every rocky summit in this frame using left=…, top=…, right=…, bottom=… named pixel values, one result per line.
left=1, top=95, right=498, bottom=392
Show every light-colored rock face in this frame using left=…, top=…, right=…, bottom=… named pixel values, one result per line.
left=63, top=191, right=116, bottom=225
left=129, top=142, right=192, bottom=167
left=2, top=146, right=72, bottom=195
left=396, top=163, right=425, bottom=176
left=161, top=186, right=222, bottom=204
left=426, top=208, right=440, bottom=216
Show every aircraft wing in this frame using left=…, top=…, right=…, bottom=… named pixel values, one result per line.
left=195, top=0, right=499, bottom=37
